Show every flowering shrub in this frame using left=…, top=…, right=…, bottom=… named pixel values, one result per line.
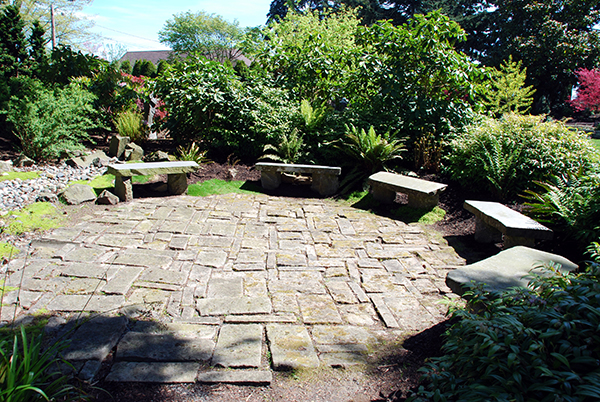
left=569, top=69, right=600, bottom=113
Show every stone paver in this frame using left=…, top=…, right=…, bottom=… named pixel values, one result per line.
left=2, top=193, right=465, bottom=383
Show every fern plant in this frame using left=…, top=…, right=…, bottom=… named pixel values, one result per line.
left=338, top=124, right=405, bottom=174
left=300, top=99, right=327, bottom=131
left=261, top=129, right=305, bottom=164
left=478, top=135, right=523, bottom=200
left=177, top=142, right=210, bottom=164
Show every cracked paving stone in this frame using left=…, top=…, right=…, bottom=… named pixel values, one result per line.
left=47, top=295, right=124, bottom=312
left=266, top=324, right=319, bottom=370
left=297, top=294, right=343, bottom=324
left=212, top=324, right=262, bottom=368
left=106, top=362, right=200, bottom=383
left=116, top=332, right=214, bottom=361
left=63, top=315, right=127, bottom=362
left=196, top=297, right=272, bottom=316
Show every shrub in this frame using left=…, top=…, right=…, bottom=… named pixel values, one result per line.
left=569, top=69, right=600, bottom=113
left=261, top=128, right=305, bottom=164
left=6, top=78, right=100, bottom=161
left=524, top=171, right=600, bottom=250
left=409, top=264, right=600, bottom=402
left=113, top=107, right=145, bottom=143
left=445, top=114, right=600, bottom=200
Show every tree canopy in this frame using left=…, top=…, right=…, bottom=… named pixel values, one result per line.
left=159, top=11, right=246, bottom=63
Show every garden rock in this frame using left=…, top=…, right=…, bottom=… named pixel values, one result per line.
left=14, top=155, right=35, bottom=167
left=36, top=192, right=59, bottom=203
left=126, top=143, right=144, bottom=161
left=108, top=135, right=130, bottom=159
left=66, top=151, right=110, bottom=169
left=60, top=184, right=97, bottom=205
left=144, top=151, right=170, bottom=162
left=0, top=160, right=12, bottom=173
left=96, top=189, right=120, bottom=205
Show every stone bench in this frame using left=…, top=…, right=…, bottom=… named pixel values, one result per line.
left=446, top=246, right=578, bottom=296
left=107, top=161, right=199, bottom=202
left=464, top=200, right=553, bottom=248
left=366, top=171, right=447, bottom=209
left=255, top=162, right=341, bottom=197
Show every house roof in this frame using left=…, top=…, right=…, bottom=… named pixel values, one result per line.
left=120, top=50, right=252, bottom=66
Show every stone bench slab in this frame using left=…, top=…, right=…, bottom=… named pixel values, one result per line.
left=107, top=161, right=199, bottom=202
left=464, top=200, right=553, bottom=248
left=255, top=162, right=341, bottom=197
left=446, top=246, right=578, bottom=296
left=367, top=171, right=447, bottom=209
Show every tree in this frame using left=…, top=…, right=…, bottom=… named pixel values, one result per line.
left=0, top=4, right=29, bottom=78
left=2, top=0, right=99, bottom=50
left=159, top=11, right=246, bottom=62
left=478, top=56, right=536, bottom=117
left=569, top=69, right=600, bottom=113
left=257, top=8, right=362, bottom=104
left=132, top=59, right=156, bottom=77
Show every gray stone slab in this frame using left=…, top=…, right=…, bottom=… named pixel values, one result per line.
left=47, top=295, right=125, bottom=312
left=116, top=332, right=214, bottom=361
left=370, top=295, right=400, bottom=328
left=62, top=247, right=107, bottom=262
left=196, top=250, right=228, bottom=268
left=325, top=281, right=358, bottom=304
left=114, top=251, right=173, bottom=268
left=95, top=234, right=144, bottom=248
left=266, top=324, right=319, bottom=370
left=212, top=324, right=262, bottom=368
left=138, top=268, right=187, bottom=285
left=207, top=277, right=243, bottom=298
left=107, top=161, right=199, bottom=176
left=311, top=325, right=380, bottom=345
left=196, top=297, right=272, bottom=316
left=106, top=362, right=199, bottom=383
left=58, top=263, right=110, bottom=279
left=102, top=267, right=143, bottom=295
left=197, top=370, right=272, bottom=384
left=224, top=314, right=296, bottom=324
left=446, top=246, right=578, bottom=295
left=320, top=352, right=368, bottom=367
left=63, top=315, right=127, bottom=361
left=297, top=294, right=343, bottom=324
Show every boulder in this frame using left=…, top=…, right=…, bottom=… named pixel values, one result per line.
left=36, top=192, right=59, bottom=203
left=60, top=184, right=97, bottom=205
left=446, top=246, right=579, bottom=296
left=0, top=160, right=12, bottom=173
left=144, top=151, right=170, bottom=162
left=126, top=143, right=144, bottom=161
left=14, top=155, right=35, bottom=167
left=108, top=135, right=130, bottom=159
left=96, top=190, right=120, bottom=205
left=66, top=151, right=110, bottom=169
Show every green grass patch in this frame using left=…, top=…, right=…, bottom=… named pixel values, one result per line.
left=187, top=179, right=262, bottom=197
left=70, top=173, right=154, bottom=195
left=0, top=171, right=40, bottom=182
left=391, top=205, right=446, bottom=224
left=591, top=138, right=600, bottom=150
left=3, top=202, right=65, bottom=235
left=0, top=242, right=19, bottom=259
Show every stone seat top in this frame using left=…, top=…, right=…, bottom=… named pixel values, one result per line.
left=255, top=162, right=341, bottom=174
left=107, top=161, right=199, bottom=176
left=446, top=246, right=578, bottom=295
left=367, top=171, right=447, bottom=195
left=464, top=200, right=553, bottom=239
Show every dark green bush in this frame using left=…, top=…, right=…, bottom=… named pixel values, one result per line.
left=6, top=78, right=101, bottom=161
left=445, top=114, right=599, bottom=200
left=409, top=264, right=600, bottom=402
left=132, top=59, right=156, bottom=77
left=153, top=55, right=298, bottom=159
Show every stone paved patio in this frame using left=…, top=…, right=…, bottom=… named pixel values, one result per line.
left=1, top=193, right=465, bottom=384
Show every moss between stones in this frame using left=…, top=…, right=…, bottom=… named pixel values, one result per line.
left=3, top=202, right=65, bottom=235
left=0, top=242, right=19, bottom=259
left=0, top=171, right=41, bottom=182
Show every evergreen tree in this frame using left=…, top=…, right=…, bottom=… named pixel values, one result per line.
left=0, top=5, right=30, bottom=78
left=29, top=20, right=47, bottom=70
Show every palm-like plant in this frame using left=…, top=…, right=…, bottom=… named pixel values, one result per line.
left=177, top=142, right=211, bottom=165
left=339, top=124, right=405, bottom=174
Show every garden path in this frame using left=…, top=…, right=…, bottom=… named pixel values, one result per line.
left=1, top=192, right=464, bottom=387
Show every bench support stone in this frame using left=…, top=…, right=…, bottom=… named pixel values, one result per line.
left=367, top=172, right=447, bottom=209
left=114, top=175, right=133, bottom=202
left=311, top=173, right=339, bottom=197
left=255, top=162, right=341, bottom=197
left=167, top=173, right=188, bottom=195
left=260, top=170, right=282, bottom=190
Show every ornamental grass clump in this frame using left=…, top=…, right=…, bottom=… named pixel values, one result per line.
left=408, top=263, right=600, bottom=402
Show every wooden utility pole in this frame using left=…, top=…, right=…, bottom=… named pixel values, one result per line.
left=51, top=4, right=56, bottom=48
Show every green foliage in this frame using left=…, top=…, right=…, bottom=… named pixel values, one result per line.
left=156, top=60, right=169, bottom=76
left=42, top=45, right=104, bottom=86
left=445, top=114, right=600, bottom=200
left=132, top=59, right=156, bottom=78
left=479, top=56, right=536, bottom=117
left=524, top=172, right=600, bottom=250
left=119, top=60, right=132, bottom=74
left=2, top=202, right=64, bottom=235
left=187, top=179, right=261, bottom=197
left=0, top=326, right=81, bottom=401
left=0, top=242, right=19, bottom=260
left=0, top=5, right=30, bottom=79
left=413, top=132, right=443, bottom=172
left=257, top=8, right=362, bottom=104
left=300, top=99, right=327, bottom=131
left=409, top=266, right=600, bottom=402
left=113, top=107, right=145, bottom=143
left=176, top=142, right=210, bottom=164
left=391, top=205, right=446, bottom=224
left=337, top=123, right=405, bottom=174
left=352, top=11, right=483, bottom=153
left=153, top=55, right=298, bottom=159
left=6, top=78, right=100, bottom=161
left=261, top=129, right=305, bottom=164
left=159, top=11, right=246, bottom=62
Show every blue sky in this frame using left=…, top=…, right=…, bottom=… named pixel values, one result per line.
left=82, top=0, right=272, bottom=54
